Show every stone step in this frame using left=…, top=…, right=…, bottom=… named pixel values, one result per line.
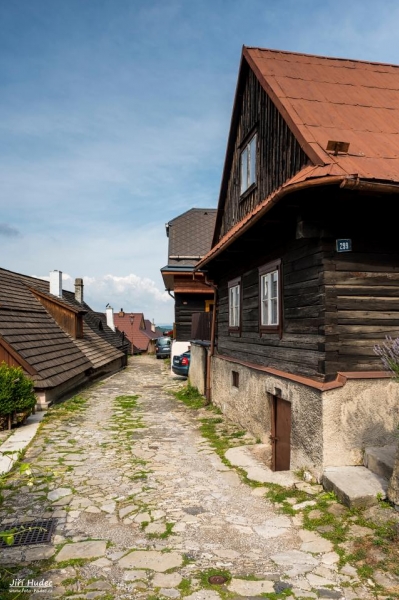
left=322, top=466, right=388, bottom=508
left=364, top=444, right=396, bottom=481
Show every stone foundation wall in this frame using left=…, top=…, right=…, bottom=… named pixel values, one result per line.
left=189, top=343, right=207, bottom=395
left=322, top=378, right=399, bottom=466
left=210, top=355, right=399, bottom=477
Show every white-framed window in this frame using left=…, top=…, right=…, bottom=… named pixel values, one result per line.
left=259, top=260, right=281, bottom=331
left=228, top=278, right=240, bottom=329
left=240, top=133, right=257, bottom=195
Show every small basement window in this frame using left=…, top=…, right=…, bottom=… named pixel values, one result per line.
left=232, top=371, right=239, bottom=388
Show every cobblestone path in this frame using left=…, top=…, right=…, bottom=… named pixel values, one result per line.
left=0, top=356, right=375, bottom=599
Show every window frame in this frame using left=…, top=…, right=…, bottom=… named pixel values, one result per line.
left=259, top=259, right=282, bottom=335
left=240, top=132, right=257, bottom=196
left=228, top=277, right=241, bottom=332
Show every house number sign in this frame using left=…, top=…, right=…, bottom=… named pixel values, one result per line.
left=336, top=239, right=352, bottom=252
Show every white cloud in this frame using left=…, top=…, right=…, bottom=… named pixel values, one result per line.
left=83, top=273, right=173, bottom=323
left=35, top=271, right=173, bottom=323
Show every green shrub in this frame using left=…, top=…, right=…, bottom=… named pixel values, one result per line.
left=0, top=363, right=36, bottom=419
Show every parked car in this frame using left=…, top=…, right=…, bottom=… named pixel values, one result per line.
left=155, top=337, right=171, bottom=359
left=172, top=351, right=190, bottom=377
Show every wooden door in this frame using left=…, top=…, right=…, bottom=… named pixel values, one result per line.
left=271, top=395, right=291, bottom=471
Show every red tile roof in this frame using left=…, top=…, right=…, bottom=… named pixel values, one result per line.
left=113, top=312, right=161, bottom=352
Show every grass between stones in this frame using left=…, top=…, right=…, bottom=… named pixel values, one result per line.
left=173, top=383, right=207, bottom=409
left=172, top=383, right=399, bottom=596
left=42, top=394, right=88, bottom=422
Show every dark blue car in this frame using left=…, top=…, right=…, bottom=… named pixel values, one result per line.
left=172, top=351, right=190, bottom=377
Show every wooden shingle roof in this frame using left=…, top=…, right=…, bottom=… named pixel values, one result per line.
left=0, top=268, right=124, bottom=389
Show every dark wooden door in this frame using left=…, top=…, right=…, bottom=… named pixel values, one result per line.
left=271, top=396, right=291, bottom=471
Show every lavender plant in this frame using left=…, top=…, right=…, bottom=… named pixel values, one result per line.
left=374, top=336, right=399, bottom=378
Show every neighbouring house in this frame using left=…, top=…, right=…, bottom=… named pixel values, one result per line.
left=161, top=208, right=217, bottom=358
left=113, top=310, right=163, bottom=354
left=0, top=268, right=128, bottom=409
left=194, top=46, right=399, bottom=478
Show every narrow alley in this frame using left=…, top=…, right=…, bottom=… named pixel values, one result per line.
left=0, top=357, right=378, bottom=599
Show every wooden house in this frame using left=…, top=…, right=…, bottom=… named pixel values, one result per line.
left=195, top=47, right=399, bottom=476
left=0, top=268, right=127, bottom=408
left=161, top=208, right=217, bottom=342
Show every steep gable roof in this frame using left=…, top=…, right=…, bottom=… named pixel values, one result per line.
left=0, top=269, right=90, bottom=388
left=0, top=268, right=124, bottom=388
left=203, top=47, right=399, bottom=268
left=244, top=47, right=399, bottom=181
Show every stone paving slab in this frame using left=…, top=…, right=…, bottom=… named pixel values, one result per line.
left=323, top=466, right=388, bottom=508
left=0, top=411, right=46, bottom=474
left=0, top=356, right=379, bottom=599
left=55, top=540, right=107, bottom=562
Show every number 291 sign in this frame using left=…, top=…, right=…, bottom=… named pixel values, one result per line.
left=336, top=239, right=352, bottom=252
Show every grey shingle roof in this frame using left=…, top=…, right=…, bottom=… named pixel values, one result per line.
left=167, top=208, right=217, bottom=266
left=0, top=268, right=124, bottom=389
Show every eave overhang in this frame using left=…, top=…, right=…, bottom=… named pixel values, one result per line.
left=196, top=172, right=399, bottom=271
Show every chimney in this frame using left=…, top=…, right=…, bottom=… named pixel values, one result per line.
left=49, top=270, right=62, bottom=297
left=75, top=278, right=84, bottom=304
left=151, top=319, right=156, bottom=333
left=106, top=305, right=115, bottom=331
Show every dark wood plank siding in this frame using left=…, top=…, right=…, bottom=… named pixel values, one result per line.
left=324, top=246, right=399, bottom=375
left=218, top=68, right=309, bottom=240
left=175, top=294, right=212, bottom=341
left=216, top=239, right=326, bottom=379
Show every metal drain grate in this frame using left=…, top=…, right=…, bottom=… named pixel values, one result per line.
left=0, top=518, right=57, bottom=547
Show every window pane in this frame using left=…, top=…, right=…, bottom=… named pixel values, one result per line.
left=263, top=275, right=268, bottom=300
left=271, top=271, right=278, bottom=299
left=271, top=298, right=278, bottom=324
left=241, top=148, right=248, bottom=194
left=260, top=269, right=279, bottom=326
left=249, top=135, right=256, bottom=186
left=229, top=284, right=240, bottom=327
left=262, top=299, right=268, bottom=325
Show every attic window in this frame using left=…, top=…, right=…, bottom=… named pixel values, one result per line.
left=240, top=133, right=257, bottom=195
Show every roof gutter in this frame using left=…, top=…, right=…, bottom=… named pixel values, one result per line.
left=196, top=175, right=399, bottom=270
left=340, top=178, right=399, bottom=194
left=195, top=175, right=347, bottom=270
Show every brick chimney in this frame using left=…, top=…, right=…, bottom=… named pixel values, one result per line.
left=75, top=278, right=84, bottom=304
left=49, top=270, right=62, bottom=297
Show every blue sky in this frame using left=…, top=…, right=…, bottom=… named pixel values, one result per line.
left=2, top=0, right=399, bottom=322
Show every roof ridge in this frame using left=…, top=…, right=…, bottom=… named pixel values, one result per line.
left=243, top=46, right=399, bottom=70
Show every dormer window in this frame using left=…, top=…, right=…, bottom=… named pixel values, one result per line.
left=240, top=133, right=257, bottom=195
